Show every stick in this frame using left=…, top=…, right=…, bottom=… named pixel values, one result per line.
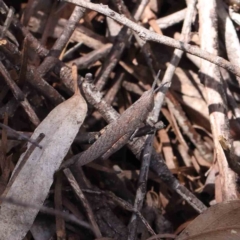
left=61, top=75, right=164, bottom=169
left=64, top=168, right=102, bottom=238
left=69, top=80, right=207, bottom=213
left=62, top=0, right=240, bottom=78
left=128, top=132, right=155, bottom=240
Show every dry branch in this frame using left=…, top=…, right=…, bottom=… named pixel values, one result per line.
left=64, top=0, right=240, bottom=77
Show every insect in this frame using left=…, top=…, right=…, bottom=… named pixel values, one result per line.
left=60, top=72, right=167, bottom=170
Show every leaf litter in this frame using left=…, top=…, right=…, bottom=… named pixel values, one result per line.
left=1, top=0, right=240, bottom=239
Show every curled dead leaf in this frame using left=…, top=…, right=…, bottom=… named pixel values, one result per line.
left=177, top=200, right=240, bottom=240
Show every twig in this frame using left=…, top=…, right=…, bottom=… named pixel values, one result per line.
left=123, top=80, right=144, bottom=95
left=128, top=132, right=155, bottom=240
left=0, top=61, right=24, bottom=101
left=95, top=0, right=149, bottom=91
left=166, top=93, right=212, bottom=162
left=70, top=167, right=129, bottom=239
left=1, top=6, right=14, bottom=38
left=82, top=188, right=156, bottom=236
left=217, top=0, right=240, bottom=86
left=104, top=69, right=125, bottom=104
left=22, top=0, right=41, bottom=26
left=0, top=124, right=40, bottom=148
left=18, top=37, right=28, bottom=86
left=63, top=0, right=240, bottom=78
left=29, top=12, right=107, bottom=50
left=0, top=196, right=92, bottom=230
left=199, top=0, right=238, bottom=201
left=40, top=1, right=58, bottom=45
left=0, top=112, right=8, bottom=182
left=64, top=168, right=102, bottom=238
left=220, top=68, right=240, bottom=118
left=37, top=3, right=88, bottom=77
left=63, top=41, right=83, bottom=60
left=150, top=0, right=197, bottom=123
left=155, top=8, right=187, bottom=29
left=0, top=60, right=40, bottom=126
left=112, top=0, right=158, bottom=79
left=1, top=133, right=44, bottom=198
left=77, top=80, right=207, bottom=213
left=0, top=38, right=64, bottom=105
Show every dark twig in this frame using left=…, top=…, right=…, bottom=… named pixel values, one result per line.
left=0, top=196, right=92, bottom=230
left=2, top=133, right=44, bottom=198
left=104, top=69, right=125, bottom=104
left=60, top=76, right=163, bottom=170
left=128, top=132, right=155, bottom=240
left=18, top=37, right=28, bottom=86
left=40, top=0, right=59, bottom=46
left=22, top=0, right=41, bottom=26
left=0, top=38, right=64, bottom=105
left=95, top=0, right=149, bottom=91
left=0, top=123, right=42, bottom=147
left=64, top=168, right=102, bottom=238
left=82, top=188, right=156, bottom=236
left=37, top=3, right=88, bottom=78
left=0, top=60, right=40, bottom=126
left=112, top=0, right=158, bottom=79
left=0, top=61, right=24, bottom=101
left=74, top=80, right=207, bottom=213
left=166, top=93, right=212, bottom=162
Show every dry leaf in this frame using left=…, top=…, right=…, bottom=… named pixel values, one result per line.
left=176, top=200, right=240, bottom=240
left=0, top=71, right=87, bottom=240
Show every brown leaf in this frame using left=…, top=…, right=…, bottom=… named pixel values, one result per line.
left=177, top=200, right=240, bottom=240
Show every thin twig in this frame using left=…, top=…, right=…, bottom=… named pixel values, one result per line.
left=64, top=168, right=102, bottom=238
left=128, top=132, right=155, bottom=240
left=63, top=0, right=240, bottom=77
left=82, top=188, right=156, bottom=236
left=217, top=0, right=240, bottom=86
left=79, top=80, right=207, bottom=213
left=199, top=0, right=238, bottom=201
left=37, top=3, right=88, bottom=77
left=166, top=93, right=212, bottom=162
left=0, top=60, right=40, bottom=126
left=1, top=133, right=44, bottom=198
left=156, top=8, right=187, bottom=29
left=0, top=196, right=92, bottom=230
left=150, top=0, right=197, bottom=123
left=0, top=38, right=64, bottom=105
left=22, top=0, right=41, bottom=26
left=18, top=37, right=28, bottom=86
left=95, top=0, right=149, bottom=91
